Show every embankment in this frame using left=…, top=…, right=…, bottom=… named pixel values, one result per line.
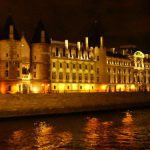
left=0, top=92, right=150, bottom=118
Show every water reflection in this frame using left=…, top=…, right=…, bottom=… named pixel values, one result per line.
left=83, top=117, right=113, bottom=149
left=8, top=130, right=31, bottom=150
left=0, top=109, right=149, bottom=150
left=116, top=111, right=139, bottom=149
left=34, top=121, right=72, bottom=149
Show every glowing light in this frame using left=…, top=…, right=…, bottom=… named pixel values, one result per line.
left=32, top=86, right=39, bottom=93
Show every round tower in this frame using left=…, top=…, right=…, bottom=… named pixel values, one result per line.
left=31, top=21, right=50, bottom=93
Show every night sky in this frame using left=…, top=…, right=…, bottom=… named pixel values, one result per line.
left=0, top=0, right=150, bottom=49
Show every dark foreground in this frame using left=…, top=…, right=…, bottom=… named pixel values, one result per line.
left=0, top=108, right=149, bottom=150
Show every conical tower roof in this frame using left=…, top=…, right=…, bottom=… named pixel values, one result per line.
left=32, top=20, right=50, bottom=44
left=1, top=16, right=20, bottom=40
left=87, top=20, right=104, bottom=47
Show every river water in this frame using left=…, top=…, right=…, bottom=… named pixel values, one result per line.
left=0, top=109, right=149, bottom=150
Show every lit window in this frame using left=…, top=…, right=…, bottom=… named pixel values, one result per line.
left=72, top=73, right=76, bottom=81
left=90, top=74, right=94, bottom=81
left=59, top=72, right=63, bottom=80
left=79, top=73, right=82, bottom=81
left=66, top=73, right=69, bottom=80
left=85, top=74, right=88, bottom=81
left=52, top=72, right=56, bottom=79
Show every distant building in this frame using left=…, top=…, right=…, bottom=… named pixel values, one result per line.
left=0, top=17, right=150, bottom=94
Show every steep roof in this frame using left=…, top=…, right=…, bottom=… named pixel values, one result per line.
left=32, top=20, right=50, bottom=44
left=1, top=16, right=20, bottom=40
left=86, top=20, right=104, bottom=47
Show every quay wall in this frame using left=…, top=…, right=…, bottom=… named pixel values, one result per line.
left=0, top=92, right=150, bottom=118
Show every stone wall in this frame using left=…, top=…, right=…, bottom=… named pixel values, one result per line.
left=0, top=92, right=149, bottom=118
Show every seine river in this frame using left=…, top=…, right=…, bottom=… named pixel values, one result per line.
left=0, top=109, right=149, bottom=150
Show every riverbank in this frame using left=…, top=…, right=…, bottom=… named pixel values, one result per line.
left=0, top=92, right=150, bottom=118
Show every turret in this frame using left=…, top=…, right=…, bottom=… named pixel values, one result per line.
left=31, top=21, right=50, bottom=84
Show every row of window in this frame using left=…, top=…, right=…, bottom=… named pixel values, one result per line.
left=5, top=53, right=19, bottom=58
left=52, top=62, right=94, bottom=70
left=107, top=68, right=132, bottom=74
left=107, top=59, right=131, bottom=66
left=52, top=72, right=95, bottom=82
left=5, top=62, right=20, bottom=68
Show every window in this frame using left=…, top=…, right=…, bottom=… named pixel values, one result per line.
left=59, top=72, right=63, bottom=80
left=72, top=73, right=76, bottom=81
left=85, top=65, right=88, bottom=70
left=97, top=56, right=99, bottom=61
left=60, top=63, right=62, bottom=68
left=79, top=73, right=82, bottom=81
left=97, top=68, right=99, bottom=74
left=6, top=53, right=8, bottom=57
left=66, top=73, right=69, bottom=80
left=90, top=74, right=94, bottom=81
left=52, top=72, right=56, bottom=79
left=79, top=64, right=82, bottom=69
left=5, top=70, right=8, bottom=77
left=22, top=67, right=28, bottom=74
left=17, top=71, right=20, bottom=77
left=17, top=62, right=20, bottom=68
left=33, top=72, right=36, bottom=78
left=53, top=62, right=55, bottom=68
left=67, top=63, right=69, bottom=68
left=97, top=77, right=100, bottom=82
left=85, top=74, right=88, bottom=82
left=34, top=64, right=36, bottom=69
left=73, top=64, right=76, bottom=69
left=6, top=62, right=8, bottom=68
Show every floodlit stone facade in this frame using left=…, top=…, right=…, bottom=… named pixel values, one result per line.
left=0, top=17, right=150, bottom=94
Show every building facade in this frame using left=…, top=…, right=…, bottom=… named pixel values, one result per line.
left=0, top=17, right=150, bottom=94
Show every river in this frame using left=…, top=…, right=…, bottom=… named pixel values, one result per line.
left=0, top=108, right=149, bottom=150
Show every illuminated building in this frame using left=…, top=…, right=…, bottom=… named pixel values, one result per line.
left=0, top=17, right=150, bottom=93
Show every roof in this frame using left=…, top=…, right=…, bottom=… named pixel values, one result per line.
left=32, top=20, right=50, bottom=44
left=0, top=16, right=20, bottom=40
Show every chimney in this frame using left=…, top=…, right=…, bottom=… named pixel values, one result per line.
left=77, top=42, right=81, bottom=50
left=65, top=40, right=69, bottom=49
left=85, top=37, right=89, bottom=50
left=100, top=36, right=104, bottom=48
left=9, top=25, right=14, bottom=39
left=41, top=30, right=45, bottom=43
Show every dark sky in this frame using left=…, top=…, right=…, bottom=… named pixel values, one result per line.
left=0, top=0, right=150, bottom=49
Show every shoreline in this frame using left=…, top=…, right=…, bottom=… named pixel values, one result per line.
left=0, top=92, right=150, bottom=118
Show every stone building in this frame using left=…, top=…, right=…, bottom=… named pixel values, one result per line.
left=0, top=17, right=150, bottom=93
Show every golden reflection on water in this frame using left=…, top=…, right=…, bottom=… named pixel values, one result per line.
left=8, top=130, right=30, bottom=150
left=83, top=117, right=113, bottom=149
left=116, top=111, right=139, bottom=149
left=34, top=121, right=72, bottom=149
